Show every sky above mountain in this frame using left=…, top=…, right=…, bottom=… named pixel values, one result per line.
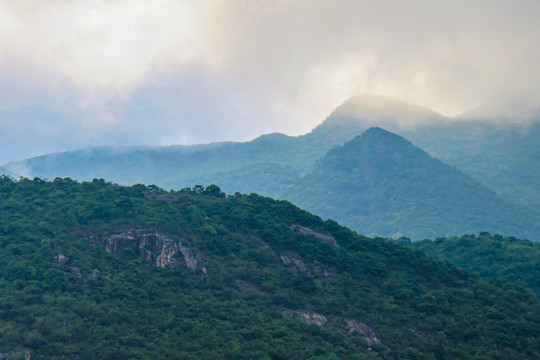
left=1, top=0, right=540, bottom=163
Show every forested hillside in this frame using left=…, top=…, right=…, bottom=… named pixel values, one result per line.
left=285, top=128, right=540, bottom=240
left=412, top=233, right=540, bottom=296
left=0, top=176, right=539, bottom=359
left=319, top=96, right=540, bottom=211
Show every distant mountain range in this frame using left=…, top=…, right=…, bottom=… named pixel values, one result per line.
left=3, top=95, right=540, bottom=240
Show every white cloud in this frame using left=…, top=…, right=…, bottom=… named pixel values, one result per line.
left=0, top=0, right=539, bottom=162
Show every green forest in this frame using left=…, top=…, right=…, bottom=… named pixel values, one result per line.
left=411, top=233, right=540, bottom=296
left=285, top=128, right=540, bottom=240
left=0, top=176, right=539, bottom=359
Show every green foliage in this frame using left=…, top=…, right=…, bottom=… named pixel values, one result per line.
left=401, top=121, right=540, bottom=212
left=412, top=233, right=540, bottom=296
left=0, top=177, right=539, bottom=359
left=284, top=128, right=540, bottom=240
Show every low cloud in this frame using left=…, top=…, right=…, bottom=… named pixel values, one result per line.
left=0, top=0, right=539, bottom=162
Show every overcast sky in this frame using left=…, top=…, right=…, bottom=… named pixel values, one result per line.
left=0, top=0, right=539, bottom=163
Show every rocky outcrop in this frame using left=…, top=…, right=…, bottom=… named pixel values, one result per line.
left=290, top=225, right=338, bottom=247
left=280, top=255, right=308, bottom=272
left=297, top=311, right=327, bottom=326
left=52, top=254, right=99, bottom=283
left=295, top=310, right=327, bottom=326
left=65, top=266, right=82, bottom=280
left=178, top=244, right=197, bottom=270
left=345, top=320, right=381, bottom=347
left=52, top=254, right=69, bottom=265
left=280, top=254, right=331, bottom=278
left=86, top=269, right=100, bottom=282
left=104, top=231, right=199, bottom=271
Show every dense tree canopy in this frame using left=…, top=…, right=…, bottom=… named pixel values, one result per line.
left=0, top=176, right=539, bottom=359
left=412, top=233, right=540, bottom=296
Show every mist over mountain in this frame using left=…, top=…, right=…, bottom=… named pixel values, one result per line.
left=322, top=95, right=540, bottom=211
left=3, top=2, right=540, bottom=358
left=285, top=128, right=540, bottom=240
left=3, top=95, right=540, bottom=240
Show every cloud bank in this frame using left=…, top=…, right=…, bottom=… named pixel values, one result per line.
left=0, top=0, right=539, bottom=162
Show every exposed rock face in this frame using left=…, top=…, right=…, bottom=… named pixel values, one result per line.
left=280, top=255, right=308, bottom=272
left=280, top=254, right=331, bottom=278
left=178, top=244, right=197, bottom=270
left=296, top=311, right=327, bottom=326
left=52, top=254, right=70, bottom=265
left=66, top=266, right=82, bottom=280
left=345, top=320, right=381, bottom=346
left=52, top=254, right=99, bottom=283
left=104, top=231, right=197, bottom=270
left=290, top=225, right=338, bottom=247
left=86, top=269, right=100, bottom=282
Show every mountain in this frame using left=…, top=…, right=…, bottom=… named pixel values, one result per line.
left=0, top=176, right=539, bottom=359
left=4, top=95, right=540, bottom=240
left=405, top=121, right=540, bottom=211
left=410, top=233, right=540, bottom=296
left=2, top=133, right=322, bottom=194
left=285, top=127, right=540, bottom=240
left=308, top=94, right=445, bottom=138
left=0, top=95, right=445, bottom=192
left=318, top=96, right=540, bottom=211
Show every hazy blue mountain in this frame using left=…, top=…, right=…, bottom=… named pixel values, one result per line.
left=406, top=121, right=540, bottom=211
left=4, top=95, right=540, bottom=240
left=285, top=127, right=540, bottom=240
left=2, top=133, right=325, bottom=192
left=319, top=95, right=540, bottom=210
left=1, top=95, right=447, bottom=192
left=1, top=177, right=539, bottom=359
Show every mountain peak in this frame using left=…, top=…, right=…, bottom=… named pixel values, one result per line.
left=326, top=94, right=447, bottom=130
left=286, top=127, right=540, bottom=240
left=342, top=126, right=417, bottom=156
left=362, top=126, right=402, bottom=138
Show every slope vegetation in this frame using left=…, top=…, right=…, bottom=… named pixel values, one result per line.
left=0, top=177, right=539, bottom=359
left=318, top=95, right=540, bottom=211
left=412, top=233, right=540, bottom=296
left=285, top=128, right=540, bottom=240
